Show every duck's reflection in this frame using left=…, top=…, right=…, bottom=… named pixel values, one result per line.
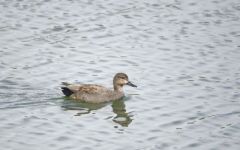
left=61, top=98, right=133, bottom=127
left=111, top=99, right=133, bottom=127
left=61, top=98, right=107, bottom=116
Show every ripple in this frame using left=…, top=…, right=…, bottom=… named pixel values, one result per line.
left=1, top=0, right=240, bottom=149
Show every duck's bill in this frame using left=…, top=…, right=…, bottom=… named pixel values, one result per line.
left=127, top=81, right=137, bottom=87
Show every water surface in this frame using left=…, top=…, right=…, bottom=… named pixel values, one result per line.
left=0, top=0, right=240, bottom=149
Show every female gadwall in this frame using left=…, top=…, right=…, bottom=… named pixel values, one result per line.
left=61, top=73, right=137, bottom=103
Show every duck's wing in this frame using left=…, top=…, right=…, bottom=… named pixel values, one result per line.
left=62, top=83, right=109, bottom=94
left=76, top=84, right=109, bottom=94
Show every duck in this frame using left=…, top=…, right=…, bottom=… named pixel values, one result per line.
left=61, top=73, right=137, bottom=103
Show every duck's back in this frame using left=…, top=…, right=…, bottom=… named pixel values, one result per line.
left=62, top=84, right=124, bottom=103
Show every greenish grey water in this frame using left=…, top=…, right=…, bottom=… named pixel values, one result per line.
left=0, top=0, right=240, bottom=149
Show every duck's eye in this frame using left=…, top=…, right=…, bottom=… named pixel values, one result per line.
left=119, top=77, right=125, bottom=79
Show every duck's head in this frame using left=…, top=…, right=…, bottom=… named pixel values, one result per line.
left=113, top=73, right=137, bottom=91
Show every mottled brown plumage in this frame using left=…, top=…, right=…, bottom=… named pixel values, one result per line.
left=61, top=73, right=137, bottom=103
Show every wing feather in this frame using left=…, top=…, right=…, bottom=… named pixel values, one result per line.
left=65, top=84, right=109, bottom=94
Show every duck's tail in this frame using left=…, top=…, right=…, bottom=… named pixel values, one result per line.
left=61, top=87, right=74, bottom=97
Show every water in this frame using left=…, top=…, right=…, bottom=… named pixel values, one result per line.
left=0, top=0, right=240, bottom=149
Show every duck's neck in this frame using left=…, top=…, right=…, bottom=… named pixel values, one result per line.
left=114, top=84, right=123, bottom=92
